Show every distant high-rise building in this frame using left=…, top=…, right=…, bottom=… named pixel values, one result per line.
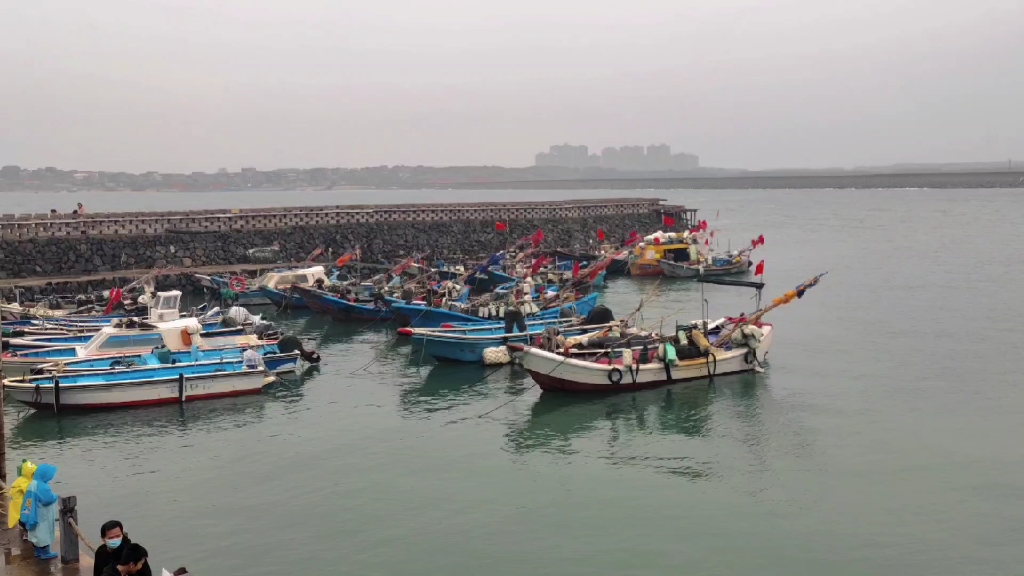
left=536, top=144, right=698, bottom=171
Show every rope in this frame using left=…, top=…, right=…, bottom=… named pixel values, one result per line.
left=68, top=517, right=97, bottom=553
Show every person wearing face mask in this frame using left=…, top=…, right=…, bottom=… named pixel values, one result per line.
left=94, top=521, right=153, bottom=576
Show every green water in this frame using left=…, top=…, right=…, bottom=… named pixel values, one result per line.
left=6, top=189, right=1024, bottom=575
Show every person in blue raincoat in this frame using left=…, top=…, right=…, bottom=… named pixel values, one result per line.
left=20, top=463, right=59, bottom=560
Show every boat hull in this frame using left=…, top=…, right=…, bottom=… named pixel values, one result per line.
left=295, top=287, right=395, bottom=322
left=515, top=326, right=773, bottom=392
left=392, top=293, right=599, bottom=329
left=259, top=287, right=309, bottom=309
left=658, top=258, right=751, bottom=278
left=4, top=370, right=269, bottom=411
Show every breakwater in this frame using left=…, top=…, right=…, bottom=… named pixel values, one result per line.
left=0, top=199, right=695, bottom=290
left=440, top=170, right=1024, bottom=190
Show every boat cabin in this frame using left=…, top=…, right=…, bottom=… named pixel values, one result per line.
left=147, top=290, right=182, bottom=322
left=80, top=317, right=258, bottom=357
left=257, top=266, right=330, bottom=291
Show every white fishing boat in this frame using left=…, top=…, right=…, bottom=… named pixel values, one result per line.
left=508, top=274, right=826, bottom=393
left=509, top=324, right=772, bottom=392
left=4, top=361, right=274, bottom=411
left=1, top=291, right=265, bottom=378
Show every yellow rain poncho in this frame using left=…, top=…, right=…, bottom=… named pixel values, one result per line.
left=8, top=460, right=37, bottom=528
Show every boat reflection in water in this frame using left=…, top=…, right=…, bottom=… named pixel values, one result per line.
left=397, top=362, right=521, bottom=417
left=505, top=372, right=765, bottom=479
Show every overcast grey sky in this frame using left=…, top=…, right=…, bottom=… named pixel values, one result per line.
left=2, top=0, right=1022, bottom=172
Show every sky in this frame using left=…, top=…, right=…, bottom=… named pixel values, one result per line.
left=1, top=0, right=1022, bottom=172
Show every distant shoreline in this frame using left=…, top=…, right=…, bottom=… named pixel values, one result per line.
left=2, top=170, right=1022, bottom=193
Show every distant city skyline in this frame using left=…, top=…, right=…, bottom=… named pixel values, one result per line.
left=535, top=143, right=699, bottom=171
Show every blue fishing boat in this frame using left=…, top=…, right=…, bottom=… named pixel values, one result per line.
left=45, top=344, right=300, bottom=375
left=391, top=293, right=599, bottom=329
left=292, top=286, right=400, bottom=322
left=4, top=360, right=274, bottom=411
left=406, top=318, right=618, bottom=363
left=5, top=321, right=245, bottom=352
left=251, top=266, right=333, bottom=309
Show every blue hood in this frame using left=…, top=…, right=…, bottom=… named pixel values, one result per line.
left=33, top=464, right=57, bottom=483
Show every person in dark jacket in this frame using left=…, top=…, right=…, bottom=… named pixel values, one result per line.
left=94, top=521, right=152, bottom=576
left=101, top=543, right=148, bottom=576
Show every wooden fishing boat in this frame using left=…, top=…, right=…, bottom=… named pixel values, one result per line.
left=4, top=361, right=273, bottom=411
left=292, top=285, right=400, bottom=322
left=628, top=232, right=695, bottom=276
left=509, top=324, right=773, bottom=392
left=508, top=274, right=826, bottom=393
left=255, top=265, right=333, bottom=309
left=658, top=253, right=752, bottom=278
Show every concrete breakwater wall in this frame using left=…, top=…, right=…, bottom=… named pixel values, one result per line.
left=0, top=199, right=693, bottom=288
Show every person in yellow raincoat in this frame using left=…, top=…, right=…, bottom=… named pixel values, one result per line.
left=7, top=460, right=37, bottom=529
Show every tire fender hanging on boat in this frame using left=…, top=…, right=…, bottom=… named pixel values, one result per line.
left=607, top=367, right=623, bottom=385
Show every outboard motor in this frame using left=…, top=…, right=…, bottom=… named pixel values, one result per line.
left=583, top=305, right=615, bottom=326
left=276, top=335, right=321, bottom=363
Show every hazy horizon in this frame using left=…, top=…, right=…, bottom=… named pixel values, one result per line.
left=3, top=0, right=1022, bottom=173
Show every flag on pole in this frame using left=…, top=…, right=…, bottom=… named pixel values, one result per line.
left=597, top=228, right=605, bottom=241
left=754, top=260, right=765, bottom=276
left=757, top=234, right=765, bottom=247
left=531, top=256, right=548, bottom=275
left=663, top=215, right=676, bottom=227
left=700, top=220, right=708, bottom=231
left=495, top=221, right=508, bottom=232
left=531, top=229, right=544, bottom=248
left=571, top=261, right=581, bottom=278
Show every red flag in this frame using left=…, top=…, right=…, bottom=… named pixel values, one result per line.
left=704, top=238, right=709, bottom=246
left=663, top=215, right=676, bottom=227
left=653, top=237, right=661, bottom=245
left=531, top=256, right=548, bottom=275
left=690, top=227, right=701, bottom=234
left=751, top=238, right=758, bottom=248
left=629, top=230, right=638, bottom=238
left=572, top=261, right=581, bottom=278
left=754, top=260, right=765, bottom=276
left=103, top=288, right=123, bottom=315
left=495, top=221, right=507, bottom=232
left=700, top=220, right=708, bottom=231
left=757, top=234, right=765, bottom=247
left=597, top=228, right=605, bottom=241
left=531, top=229, right=544, bottom=248
left=625, top=235, right=640, bottom=246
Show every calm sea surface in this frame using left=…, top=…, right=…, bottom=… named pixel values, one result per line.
left=5, top=188, right=1024, bottom=575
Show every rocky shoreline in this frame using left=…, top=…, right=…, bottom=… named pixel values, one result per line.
left=0, top=213, right=660, bottom=293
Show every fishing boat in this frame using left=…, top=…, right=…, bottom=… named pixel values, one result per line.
left=192, top=272, right=274, bottom=306
left=391, top=292, right=599, bottom=329
left=4, top=361, right=274, bottom=411
left=508, top=274, right=825, bottom=393
left=658, top=251, right=752, bottom=278
left=40, top=343, right=301, bottom=375
left=292, top=285, right=400, bottom=322
left=1, top=291, right=271, bottom=378
left=628, top=232, right=695, bottom=277
left=256, top=266, right=333, bottom=309
left=403, top=317, right=620, bottom=363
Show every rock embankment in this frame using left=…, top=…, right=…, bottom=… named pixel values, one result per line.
left=0, top=214, right=660, bottom=291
